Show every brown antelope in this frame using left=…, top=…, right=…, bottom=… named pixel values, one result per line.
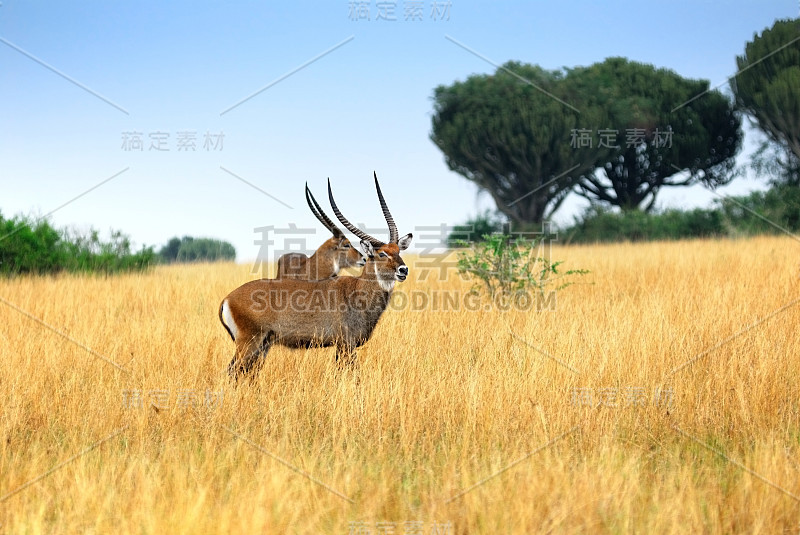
left=275, top=183, right=365, bottom=280
left=219, top=173, right=412, bottom=378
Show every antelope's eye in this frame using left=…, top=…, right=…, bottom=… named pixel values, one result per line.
left=343, top=243, right=350, bottom=248
left=379, top=252, right=388, bottom=258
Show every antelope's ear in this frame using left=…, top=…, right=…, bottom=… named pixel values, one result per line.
left=397, top=233, right=413, bottom=251
left=360, top=240, right=376, bottom=257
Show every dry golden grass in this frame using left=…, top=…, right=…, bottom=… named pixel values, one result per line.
left=1, top=235, right=799, bottom=534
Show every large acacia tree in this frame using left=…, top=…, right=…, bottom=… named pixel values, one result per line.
left=431, top=62, right=604, bottom=226
left=569, top=58, right=742, bottom=211
left=732, top=18, right=800, bottom=184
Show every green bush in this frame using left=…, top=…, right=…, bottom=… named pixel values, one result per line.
left=0, top=211, right=156, bottom=276
left=0, top=215, right=65, bottom=274
left=716, top=184, right=800, bottom=235
left=560, top=184, right=800, bottom=243
left=561, top=205, right=725, bottom=243
left=455, top=233, right=589, bottom=305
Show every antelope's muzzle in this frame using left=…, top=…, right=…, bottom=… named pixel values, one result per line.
left=396, top=265, right=408, bottom=281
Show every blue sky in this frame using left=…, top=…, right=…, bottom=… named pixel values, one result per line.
left=1, top=1, right=797, bottom=261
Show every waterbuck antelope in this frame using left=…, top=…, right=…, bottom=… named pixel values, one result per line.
left=275, top=183, right=365, bottom=280
left=219, top=173, right=412, bottom=378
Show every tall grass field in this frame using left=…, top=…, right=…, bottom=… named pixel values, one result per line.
left=1, top=236, right=799, bottom=533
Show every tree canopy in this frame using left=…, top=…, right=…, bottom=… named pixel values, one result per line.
left=431, top=57, right=742, bottom=223
left=431, top=62, right=605, bottom=227
left=732, top=18, right=800, bottom=184
left=568, top=57, right=742, bottom=211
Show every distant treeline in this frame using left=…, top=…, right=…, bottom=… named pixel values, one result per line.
left=448, top=183, right=800, bottom=245
left=0, top=212, right=236, bottom=277
left=158, top=236, right=236, bottom=263
left=563, top=183, right=800, bottom=243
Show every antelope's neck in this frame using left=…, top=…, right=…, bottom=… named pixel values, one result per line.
left=358, top=266, right=396, bottom=295
left=308, top=251, right=337, bottom=278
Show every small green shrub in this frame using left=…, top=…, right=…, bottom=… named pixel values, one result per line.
left=455, top=233, right=589, bottom=306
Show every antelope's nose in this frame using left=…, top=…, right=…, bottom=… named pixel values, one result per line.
left=398, top=265, right=408, bottom=277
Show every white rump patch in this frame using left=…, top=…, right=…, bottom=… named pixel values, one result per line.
left=221, top=299, right=239, bottom=340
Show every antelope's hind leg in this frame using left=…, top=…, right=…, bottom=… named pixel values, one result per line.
left=228, top=333, right=272, bottom=380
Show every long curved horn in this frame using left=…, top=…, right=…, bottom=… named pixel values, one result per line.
left=327, top=178, right=384, bottom=247
left=373, top=171, right=398, bottom=244
left=305, top=183, right=342, bottom=238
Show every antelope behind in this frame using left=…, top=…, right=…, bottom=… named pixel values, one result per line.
left=275, top=183, right=365, bottom=280
left=219, top=173, right=412, bottom=378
